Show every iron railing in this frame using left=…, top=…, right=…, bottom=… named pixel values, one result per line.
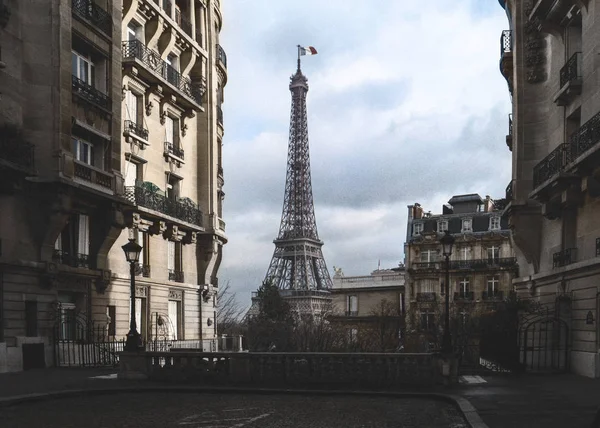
left=532, top=142, right=571, bottom=188
left=71, top=0, right=112, bottom=35
left=501, top=30, right=512, bottom=55
left=412, top=261, right=438, bottom=270
left=216, top=44, right=227, bottom=68
left=164, top=142, right=185, bottom=159
left=122, top=40, right=205, bottom=105
left=553, top=248, right=577, bottom=268
left=559, top=52, right=582, bottom=88
left=0, top=127, right=35, bottom=170
left=454, top=292, right=474, bottom=301
left=450, top=258, right=517, bottom=270
left=482, top=290, right=504, bottom=301
left=217, top=105, right=223, bottom=125
left=125, top=185, right=203, bottom=227
left=345, top=311, right=358, bottom=316
left=74, top=161, right=113, bottom=189
left=124, top=120, right=149, bottom=140
left=71, top=75, right=111, bottom=110
left=569, top=110, right=600, bottom=161
left=416, top=292, right=436, bottom=302
left=52, top=250, right=90, bottom=268
left=135, top=263, right=151, bottom=278
left=169, top=270, right=184, bottom=283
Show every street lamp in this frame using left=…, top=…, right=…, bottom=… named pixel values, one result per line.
left=122, top=238, right=143, bottom=352
left=440, top=231, right=455, bottom=354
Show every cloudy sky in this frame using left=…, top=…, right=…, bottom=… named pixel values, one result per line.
left=218, top=0, right=511, bottom=308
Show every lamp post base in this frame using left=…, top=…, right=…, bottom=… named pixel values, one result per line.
left=124, top=330, right=144, bottom=352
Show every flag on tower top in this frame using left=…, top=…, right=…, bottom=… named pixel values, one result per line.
left=300, top=46, right=318, bottom=56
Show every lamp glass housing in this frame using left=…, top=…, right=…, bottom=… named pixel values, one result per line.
left=440, top=231, right=455, bottom=258
left=122, top=239, right=143, bottom=263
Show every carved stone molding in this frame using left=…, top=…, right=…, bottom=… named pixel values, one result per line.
left=130, top=213, right=154, bottom=232
left=136, top=285, right=148, bottom=298
left=95, top=269, right=112, bottom=294
left=183, top=231, right=197, bottom=245
left=168, top=289, right=183, bottom=301
left=149, top=220, right=167, bottom=236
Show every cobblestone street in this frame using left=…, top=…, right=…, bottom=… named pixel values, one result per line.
left=2, top=392, right=468, bottom=428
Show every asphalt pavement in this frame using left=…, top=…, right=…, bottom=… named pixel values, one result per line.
left=2, top=392, right=469, bottom=428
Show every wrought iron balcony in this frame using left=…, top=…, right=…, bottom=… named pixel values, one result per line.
left=125, top=185, right=203, bottom=227
left=71, top=75, right=111, bottom=110
left=52, top=250, right=90, bottom=269
left=416, top=292, right=436, bottom=302
left=553, top=248, right=577, bottom=268
left=0, top=125, right=35, bottom=171
left=217, top=44, right=227, bottom=68
left=454, top=292, right=474, bottom=301
left=345, top=311, right=358, bottom=317
left=412, top=261, right=438, bottom=270
left=449, top=260, right=473, bottom=270
left=71, top=0, right=112, bottom=35
left=164, top=142, right=185, bottom=160
left=122, top=40, right=205, bottom=105
left=124, top=120, right=149, bottom=140
left=169, top=269, right=184, bottom=283
left=217, top=105, right=223, bottom=126
left=560, top=52, right=582, bottom=88
left=506, top=113, right=513, bottom=151
left=501, top=30, right=512, bottom=56
left=532, top=142, right=571, bottom=188
left=569, top=110, right=600, bottom=161
left=135, top=263, right=151, bottom=278
left=74, top=160, right=113, bottom=190
left=482, top=290, right=504, bottom=301
left=175, top=8, right=192, bottom=36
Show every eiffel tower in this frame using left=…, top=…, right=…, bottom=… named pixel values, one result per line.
left=262, top=48, right=332, bottom=316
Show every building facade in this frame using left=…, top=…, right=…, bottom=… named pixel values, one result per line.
left=404, top=194, right=517, bottom=340
left=498, top=0, right=600, bottom=377
left=329, top=268, right=406, bottom=351
left=0, top=0, right=225, bottom=372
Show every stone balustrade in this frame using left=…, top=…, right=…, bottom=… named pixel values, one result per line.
left=120, top=351, right=453, bottom=387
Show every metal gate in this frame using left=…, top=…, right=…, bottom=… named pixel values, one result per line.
left=519, top=314, right=569, bottom=373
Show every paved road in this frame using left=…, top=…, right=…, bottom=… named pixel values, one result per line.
left=2, top=392, right=468, bottom=428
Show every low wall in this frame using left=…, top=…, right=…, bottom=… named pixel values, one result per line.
left=119, top=351, right=455, bottom=387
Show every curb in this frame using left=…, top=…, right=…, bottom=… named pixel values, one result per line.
left=0, top=386, right=489, bottom=428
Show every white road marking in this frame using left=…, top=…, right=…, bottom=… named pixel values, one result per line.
left=179, top=411, right=272, bottom=427
left=89, top=373, right=118, bottom=379
left=459, top=375, right=487, bottom=384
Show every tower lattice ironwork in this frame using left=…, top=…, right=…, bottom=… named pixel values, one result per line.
left=264, top=54, right=333, bottom=295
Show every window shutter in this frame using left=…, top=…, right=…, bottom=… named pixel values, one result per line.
left=77, top=214, right=89, bottom=255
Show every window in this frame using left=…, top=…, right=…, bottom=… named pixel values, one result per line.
left=165, top=116, right=174, bottom=144
left=348, top=328, right=358, bottom=342
left=25, top=301, right=38, bottom=337
left=127, top=23, right=141, bottom=41
left=166, top=175, right=181, bottom=201
left=487, top=246, right=500, bottom=261
left=347, top=295, right=358, bottom=315
left=438, top=220, right=448, bottom=233
left=413, top=222, right=423, bottom=235
left=461, top=218, right=472, bottom=232
left=124, top=159, right=142, bottom=188
left=420, top=249, right=436, bottom=263
left=459, top=247, right=470, bottom=261
left=57, top=294, right=77, bottom=340
left=487, top=275, right=500, bottom=294
left=420, top=310, right=435, bottom=331
left=107, top=305, right=116, bottom=336
left=130, top=295, right=147, bottom=339
left=168, top=299, right=182, bottom=340
left=125, top=90, right=141, bottom=125
left=458, top=277, right=470, bottom=294
left=54, top=214, right=90, bottom=268
left=490, top=216, right=501, bottom=231
left=167, top=240, right=175, bottom=273
left=72, top=137, right=94, bottom=166
left=419, top=280, right=434, bottom=293
left=72, top=51, right=95, bottom=85
left=164, top=54, right=179, bottom=86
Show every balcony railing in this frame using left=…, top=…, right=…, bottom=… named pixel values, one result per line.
left=345, top=311, right=358, bottom=317
left=135, top=263, right=151, bottom=278
left=124, top=120, right=149, bottom=140
left=559, top=52, right=582, bottom=88
left=0, top=126, right=35, bottom=170
left=217, top=105, right=223, bottom=125
left=71, top=0, right=112, bottom=35
left=164, top=142, right=185, bottom=160
left=454, top=292, right=474, bottom=301
left=569, top=110, right=600, bottom=161
left=532, top=142, right=571, bottom=188
left=216, top=44, right=227, bottom=68
left=125, top=185, right=203, bottom=227
left=412, top=261, right=438, bottom=270
left=71, top=75, right=111, bottom=110
left=416, top=292, right=436, bottom=302
left=501, top=30, right=512, bottom=55
left=506, top=113, right=513, bottom=151
left=506, top=180, right=513, bottom=201
left=122, top=40, right=205, bottom=105
left=74, top=160, right=113, bottom=190
left=482, top=290, right=504, bottom=301
left=553, top=248, right=577, bottom=268
left=52, top=250, right=90, bottom=268
left=169, top=269, right=184, bottom=283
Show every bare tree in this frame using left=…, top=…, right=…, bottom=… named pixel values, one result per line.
left=217, top=281, right=246, bottom=336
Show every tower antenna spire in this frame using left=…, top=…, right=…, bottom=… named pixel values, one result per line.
left=297, top=44, right=301, bottom=72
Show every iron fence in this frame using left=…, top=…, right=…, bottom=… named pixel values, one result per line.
left=124, top=185, right=203, bottom=226
left=164, top=142, right=185, bottom=159
left=560, top=51, right=582, bottom=88
left=54, top=321, right=124, bottom=367
left=71, top=75, right=111, bottom=110
left=553, top=248, right=577, bottom=268
left=0, top=126, right=35, bottom=170
left=71, top=0, right=112, bottom=35
left=124, top=120, right=149, bottom=140
left=52, top=249, right=90, bottom=268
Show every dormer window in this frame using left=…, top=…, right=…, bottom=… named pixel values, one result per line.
left=461, top=218, right=472, bottom=233
left=438, top=220, right=448, bottom=233
left=490, top=216, right=501, bottom=231
left=413, top=222, right=423, bottom=236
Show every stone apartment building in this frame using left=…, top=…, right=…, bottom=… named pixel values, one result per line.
left=0, top=0, right=226, bottom=372
left=329, top=268, right=406, bottom=350
left=498, top=0, right=600, bottom=377
left=404, top=194, right=518, bottom=338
